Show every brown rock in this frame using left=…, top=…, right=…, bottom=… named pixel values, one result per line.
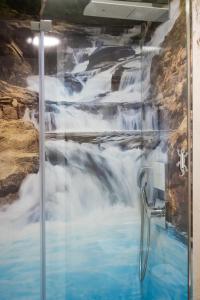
left=0, top=119, right=39, bottom=205
left=175, top=82, right=184, bottom=98
left=0, top=80, right=38, bottom=120
left=12, top=99, right=18, bottom=108
left=0, top=109, right=3, bottom=119
left=150, top=6, right=188, bottom=232
left=0, top=21, right=34, bottom=87
left=0, top=80, right=38, bottom=108
left=2, top=105, right=18, bottom=120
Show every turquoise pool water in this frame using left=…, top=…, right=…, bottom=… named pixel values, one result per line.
left=0, top=206, right=188, bottom=300
left=142, top=224, right=188, bottom=300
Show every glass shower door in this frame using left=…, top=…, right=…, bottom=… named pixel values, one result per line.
left=139, top=0, right=191, bottom=298
left=42, top=23, right=144, bottom=300
left=38, top=0, right=191, bottom=299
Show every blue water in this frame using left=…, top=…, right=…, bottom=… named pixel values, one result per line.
left=142, top=223, right=188, bottom=300
left=45, top=207, right=141, bottom=300
left=0, top=207, right=188, bottom=300
left=0, top=224, right=40, bottom=300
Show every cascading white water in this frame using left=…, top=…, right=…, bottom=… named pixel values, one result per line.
left=5, top=12, right=177, bottom=228
left=0, top=3, right=188, bottom=300
left=142, top=0, right=180, bottom=99
left=0, top=140, right=142, bottom=228
left=45, top=105, right=143, bottom=132
left=119, top=69, right=135, bottom=90
left=142, top=106, right=159, bottom=131
left=27, top=75, right=70, bottom=101
left=27, top=52, right=158, bottom=132
left=0, top=26, right=147, bottom=234
left=45, top=140, right=142, bottom=221
left=23, top=108, right=39, bottom=129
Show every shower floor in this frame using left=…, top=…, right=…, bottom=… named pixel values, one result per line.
left=0, top=205, right=187, bottom=300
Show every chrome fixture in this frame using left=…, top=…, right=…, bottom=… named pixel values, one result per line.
left=138, top=163, right=166, bottom=281
left=31, top=20, right=52, bottom=32
left=84, top=0, right=169, bottom=22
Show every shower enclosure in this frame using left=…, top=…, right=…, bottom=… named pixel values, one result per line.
left=0, top=0, right=191, bottom=300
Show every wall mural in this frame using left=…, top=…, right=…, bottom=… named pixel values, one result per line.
left=0, top=0, right=189, bottom=299
left=0, top=9, right=41, bottom=298
left=149, top=0, right=189, bottom=233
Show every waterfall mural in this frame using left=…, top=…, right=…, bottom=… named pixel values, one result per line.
left=0, top=0, right=189, bottom=299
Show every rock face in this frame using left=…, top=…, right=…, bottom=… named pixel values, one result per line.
left=0, top=80, right=39, bottom=205
left=0, top=80, right=38, bottom=119
left=87, top=46, right=135, bottom=70
left=64, top=73, right=83, bottom=94
left=150, top=2, right=188, bottom=232
left=111, top=66, right=124, bottom=91
left=0, top=120, right=39, bottom=205
left=0, top=20, right=39, bottom=206
left=0, top=20, right=37, bottom=87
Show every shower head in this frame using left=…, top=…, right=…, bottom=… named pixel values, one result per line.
left=83, top=0, right=169, bottom=22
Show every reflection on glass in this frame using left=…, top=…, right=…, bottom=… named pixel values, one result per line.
left=27, top=36, right=60, bottom=47
left=42, top=1, right=189, bottom=298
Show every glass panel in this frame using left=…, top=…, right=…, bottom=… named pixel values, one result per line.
left=0, top=9, right=40, bottom=300
left=140, top=0, right=189, bottom=299
left=0, top=0, right=190, bottom=299
left=42, top=23, right=145, bottom=300
left=41, top=0, right=189, bottom=299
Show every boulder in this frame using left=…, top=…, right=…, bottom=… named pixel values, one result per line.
left=64, top=73, right=83, bottom=94
left=0, top=20, right=39, bottom=206
left=0, top=119, right=39, bottom=205
left=87, top=46, right=135, bottom=70
left=111, top=66, right=124, bottom=91
left=0, top=80, right=38, bottom=119
left=0, top=20, right=37, bottom=87
left=0, top=81, right=39, bottom=205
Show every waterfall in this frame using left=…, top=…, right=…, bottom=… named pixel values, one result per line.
left=72, top=67, right=114, bottom=102
left=142, top=106, right=159, bottom=131
left=119, top=69, right=136, bottom=90
left=0, top=4, right=187, bottom=300
left=0, top=141, right=142, bottom=227
left=66, top=46, right=97, bottom=73
left=5, top=1, right=180, bottom=228
left=75, top=47, right=96, bottom=63
left=72, top=61, right=89, bottom=73
left=27, top=75, right=70, bottom=101
left=44, top=140, right=141, bottom=221
left=142, top=0, right=180, bottom=99
left=23, top=108, right=38, bottom=129
left=45, top=105, right=144, bottom=132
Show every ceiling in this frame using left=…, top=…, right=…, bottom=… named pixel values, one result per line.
left=42, top=0, right=169, bottom=25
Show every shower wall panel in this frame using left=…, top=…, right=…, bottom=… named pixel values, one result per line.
left=0, top=5, right=40, bottom=299
left=41, top=1, right=190, bottom=295
left=142, top=0, right=189, bottom=233
left=0, top=1, right=191, bottom=300
left=141, top=0, right=189, bottom=298
left=41, top=24, right=145, bottom=300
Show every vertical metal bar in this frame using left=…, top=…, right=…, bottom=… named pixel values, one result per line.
left=186, top=0, right=192, bottom=299
left=192, top=1, right=200, bottom=299
left=39, top=30, right=46, bottom=300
